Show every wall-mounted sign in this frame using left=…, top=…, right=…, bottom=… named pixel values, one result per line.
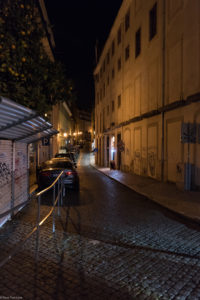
left=42, top=137, right=50, bottom=146
left=181, top=123, right=196, bottom=143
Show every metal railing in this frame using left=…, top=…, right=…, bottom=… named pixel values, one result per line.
left=0, top=171, right=64, bottom=268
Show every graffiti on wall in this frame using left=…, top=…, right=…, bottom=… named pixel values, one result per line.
left=15, top=151, right=26, bottom=179
left=148, top=151, right=156, bottom=177
left=134, top=151, right=141, bottom=174
left=0, top=161, right=11, bottom=187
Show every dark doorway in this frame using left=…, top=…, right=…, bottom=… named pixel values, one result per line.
left=106, top=136, right=109, bottom=167
left=117, top=133, right=121, bottom=170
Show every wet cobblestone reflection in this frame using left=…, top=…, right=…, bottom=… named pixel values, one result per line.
left=0, top=153, right=200, bottom=299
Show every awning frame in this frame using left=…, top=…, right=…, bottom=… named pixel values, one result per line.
left=0, top=96, right=58, bottom=144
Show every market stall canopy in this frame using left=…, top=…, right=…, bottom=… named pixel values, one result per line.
left=0, top=96, right=58, bottom=143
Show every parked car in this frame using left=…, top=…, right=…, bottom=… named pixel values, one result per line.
left=55, top=152, right=77, bottom=167
left=37, top=158, right=79, bottom=190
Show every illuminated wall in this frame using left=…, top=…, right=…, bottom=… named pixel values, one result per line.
left=94, top=0, right=200, bottom=190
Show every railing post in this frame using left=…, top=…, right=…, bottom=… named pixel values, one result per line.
left=52, top=184, right=56, bottom=233
left=60, top=177, right=63, bottom=207
left=35, top=194, right=41, bottom=261
left=57, top=179, right=60, bottom=217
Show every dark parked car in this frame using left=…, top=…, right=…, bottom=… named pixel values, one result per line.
left=37, top=158, right=79, bottom=190
left=55, top=152, right=77, bottom=167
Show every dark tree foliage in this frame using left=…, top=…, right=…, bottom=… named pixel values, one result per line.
left=0, top=0, right=75, bottom=114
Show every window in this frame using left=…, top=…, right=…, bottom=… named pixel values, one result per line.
left=111, top=40, right=115, bottom=56
left=118, top=58, right=121, bottom=71
left=112, top=68, right=115, bottom=79
left=107, top=105, right=109, bottom=115
left=117, top=27, right=121, bottom=44
left=135, top=27, right=141, bottom=58
left=103, top=108, right=105, bottom=130
left=100, top=67, right=102, bottom=78
left=103, top=83, right=105, bottom=97
left=112, top=100, right=115, bottom=112
left=107, top=51, right=110, bottom=64
left=149, top=3, right=157, bottom=40
left=125, top=45, right=130, bottom=61
left=107, top=76, right=110, bottom=86
left=103, top=60, right=105, bottom=72
left=118, top=95, right=121, bottom=108
left=125, top=9, right=130, bottom=32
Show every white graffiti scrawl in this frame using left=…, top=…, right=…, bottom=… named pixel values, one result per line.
left=0, top=162, right=11, bottom=187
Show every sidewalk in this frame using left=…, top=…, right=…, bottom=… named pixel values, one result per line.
left=91, top=162, right=200, bottom=224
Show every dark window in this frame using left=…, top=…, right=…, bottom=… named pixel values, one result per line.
left=112, top=68, right=115, bottom=79
left=103, top=108, right=105, bottom=130
left=103, top=60, right=105, bottom=72
left=107, top=105, right=109, bottom=115
left=112, top=100, right=115, bottom=112
left=149, top=3, right=157, bottom=40
left=107, top=51, right=110, bottom=64
left=125, top=45, right=130, bottom=61
left=135, top=27, right=141, bottom=58
left=100, top=67, right=102, bottom=78
left=118, top=58, right=121, bottom=71
left=117, top=27, right=121, bottom=44
left=118, top=95, right=121, bottom=108
left=112, top=40, right=115, bottom=56
left=100, top=89, right=102, bottom=101
left=125, top=9, right=130, bottom=32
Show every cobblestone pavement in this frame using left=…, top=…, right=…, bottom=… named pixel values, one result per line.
left=0, top=152, right=200, bottom=299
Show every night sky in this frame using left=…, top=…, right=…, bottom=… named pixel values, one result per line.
left=45, top=0, right=123, bottom=111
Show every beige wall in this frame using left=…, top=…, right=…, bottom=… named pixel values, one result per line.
left=94, top=0, right=200, bottom=189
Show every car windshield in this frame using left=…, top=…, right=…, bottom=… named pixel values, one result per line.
left=55, top=153, right=70, bottom=158
left=42, top=160, right=73, bottom=169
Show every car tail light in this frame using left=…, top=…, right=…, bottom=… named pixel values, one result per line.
left=65, top=171, right=75, bottom=176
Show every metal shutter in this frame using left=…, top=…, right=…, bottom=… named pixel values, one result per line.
left=0, top=140, right=12, bottom=226
left=14, top=142, right=28, bottom=211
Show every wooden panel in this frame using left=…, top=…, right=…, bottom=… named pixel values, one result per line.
left=134, top=127, right=141, bottom=175
left=167, top=120, right=182, bottom=182
left=147, top=125, right=158, bottom=178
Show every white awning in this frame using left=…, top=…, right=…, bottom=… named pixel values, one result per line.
left=0, top=96, right=58, bottom=143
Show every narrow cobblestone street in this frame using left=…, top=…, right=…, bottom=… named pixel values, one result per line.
left=1, top=152, right=200, bottom=299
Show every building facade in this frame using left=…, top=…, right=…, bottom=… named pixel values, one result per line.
left=94, top=0, right=200, bottom=190
left=74, top=109, right=92, bottom=145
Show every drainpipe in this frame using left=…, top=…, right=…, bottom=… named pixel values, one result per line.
left=161, top=0, right=166, bottom=182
